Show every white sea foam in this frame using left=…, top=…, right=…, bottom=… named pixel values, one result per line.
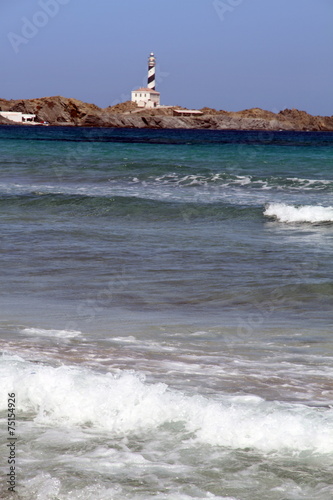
left=19, top=473, right=236, bottom=500
left=1, top=355, right=332, bottom=455
left=19, top=474, right=122, bottom=500
left=110, top=335, right=137, bottom=343
left=154, top=173, right=253, bottom=188
left=21, top=328, right=82, bottom=339
left=264, top=203, right=333, bottom=223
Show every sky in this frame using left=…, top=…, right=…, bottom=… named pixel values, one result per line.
left=1, top=0, right=332, bottom=115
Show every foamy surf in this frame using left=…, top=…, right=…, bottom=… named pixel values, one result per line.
left=17, top=473, right=239, bottom=500
left=21, top=328, right=82, bottom=339
left=1, top=355, right=333, bottom=455
left=264, top=203, right=333, bottom=223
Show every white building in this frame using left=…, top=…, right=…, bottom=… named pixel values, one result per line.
left=131, top=88, right=160, bottom=108
left=0, top=111, right=36, bottom=123
left=173, top=109, right=203, bottom=117
left=22, top=113, right=36, bottom=122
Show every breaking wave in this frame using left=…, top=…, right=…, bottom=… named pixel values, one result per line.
left=152, top=173, right=333, bottom=191
left=264, top=203, right=333, bottom=223
left=21, top=328, right=82, bottom=339
left=1, top=354, right=333, bottom=455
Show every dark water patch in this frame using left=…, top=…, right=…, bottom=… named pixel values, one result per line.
left=0, top=192, right=261, bottom=221
left=1, top=125, right=333, bottom=146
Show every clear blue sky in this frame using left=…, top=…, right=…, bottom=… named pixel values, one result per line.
left=1, top=0, right=332, bottom=115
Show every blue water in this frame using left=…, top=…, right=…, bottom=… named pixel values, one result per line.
left=0, top=126, right=333, bottom=500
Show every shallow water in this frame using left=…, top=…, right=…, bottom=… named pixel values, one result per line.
left=0, top=126, right=332, bottom=499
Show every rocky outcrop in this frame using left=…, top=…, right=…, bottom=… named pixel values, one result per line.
left=277, top=108, right=333, bottom=131
left=0, top=96, right=101, bottom=126
left=0, top=96, right=332, bottom=131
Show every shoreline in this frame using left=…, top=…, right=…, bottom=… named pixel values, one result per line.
left=1, top=96, right=333, bottom=131
left=2, top=126, right=333, bottom=135
left=1, top=122, right=333, bottom=134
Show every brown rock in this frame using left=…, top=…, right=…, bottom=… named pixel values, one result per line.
left=0, top=96, right=332, bottom=131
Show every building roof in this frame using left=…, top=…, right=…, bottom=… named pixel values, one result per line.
left=173, top=109, right=203, bottom=115
left=132, top=87, right=160, bottom=94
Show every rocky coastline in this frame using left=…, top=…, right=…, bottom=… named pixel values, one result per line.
left=0, top=96, right=332, bottom=131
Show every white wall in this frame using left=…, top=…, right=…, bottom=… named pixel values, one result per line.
left=0, top=112, right=36, bottom=123
left=0, top=111, right=23, bottom=123
left=131, top=91, right=160, bottom=107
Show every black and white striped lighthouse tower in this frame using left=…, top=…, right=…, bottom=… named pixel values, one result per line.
left=147, top=52, right=156, bottom=90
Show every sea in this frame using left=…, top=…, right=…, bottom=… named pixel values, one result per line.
left=0, top=125, right=332, bottom=500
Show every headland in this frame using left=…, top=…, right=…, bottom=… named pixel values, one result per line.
left=0, top=96, right=332, bottom=131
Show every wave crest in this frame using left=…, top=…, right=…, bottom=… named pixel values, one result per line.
left=264, top=203, right=333, bottom=223
left=2, top=356, right=333, bottom=454
left=21, top=328, right=82, bottom=339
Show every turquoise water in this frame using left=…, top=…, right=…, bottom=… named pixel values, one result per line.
left=0, top=126, right=333, bottom=499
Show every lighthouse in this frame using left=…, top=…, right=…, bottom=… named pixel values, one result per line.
left=131, top=52, right=160, bottom=108
left=147, top=52, right=156, bottom=90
